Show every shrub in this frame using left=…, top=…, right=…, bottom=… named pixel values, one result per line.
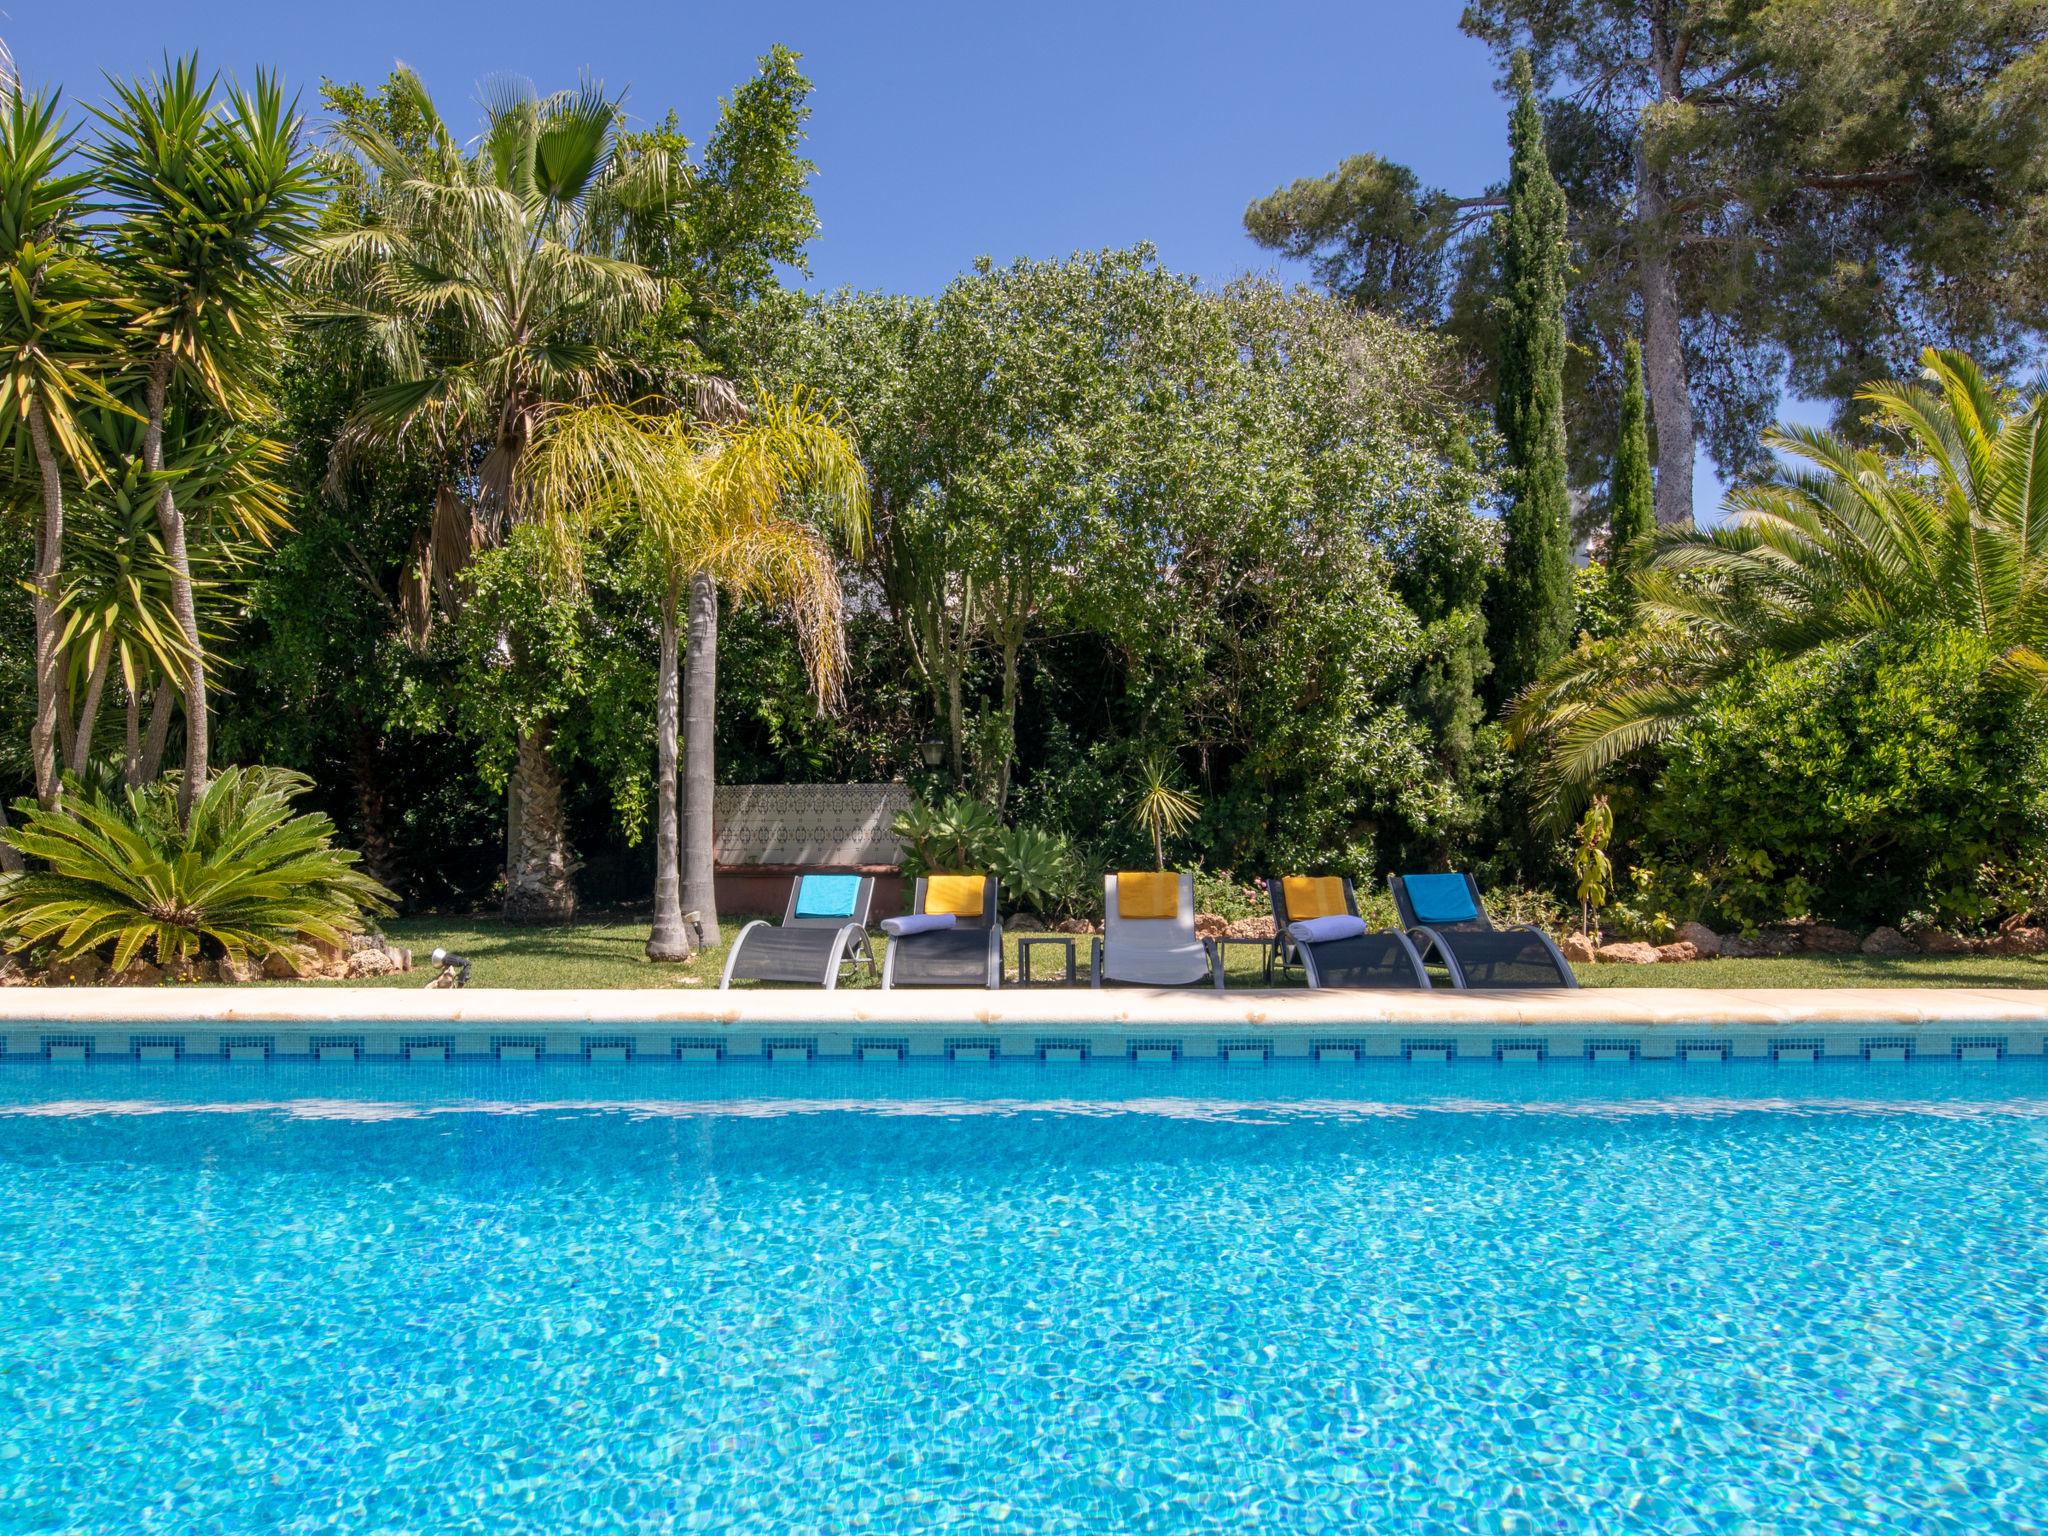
left=1639, top=630, right=2048, bottom=929
left=0, top=767, right=394, bottom=970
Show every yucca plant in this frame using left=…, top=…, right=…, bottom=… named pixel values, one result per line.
left=0, top=766, right=393, bottom=971
left=1128, top=755, right=1200, bottom=871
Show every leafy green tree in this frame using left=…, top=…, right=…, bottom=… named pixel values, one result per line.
left=1514, top=348, right=2048, bottom=805
left=1250, top=1, right=2048, bottom=525
left=1488, top=53, right=1574, bottom=705
left=91, top=59, right=322, bottom=820
left=1605, top=338, right=1654, bottom=601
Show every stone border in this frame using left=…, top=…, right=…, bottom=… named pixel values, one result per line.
left=3, top=986, right=2045, bottom=1066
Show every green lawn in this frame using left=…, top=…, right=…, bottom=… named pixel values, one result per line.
left=307, top=914, right=2048, bottom=991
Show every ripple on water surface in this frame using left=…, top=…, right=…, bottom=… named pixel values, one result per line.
left=0, top=1061, right=2044, bottom=1535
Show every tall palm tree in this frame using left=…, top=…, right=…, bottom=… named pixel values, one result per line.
left=529, top=386, right=868, bottom=956
left=296, top=69, right=671, bottom=923
left=91, top=59, right=322, bottom=820
left=0, top=87, right=121, bottom=808
left=1511, top=347, right=2048, bottom=811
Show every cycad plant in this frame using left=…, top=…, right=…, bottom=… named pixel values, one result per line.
left=0, top=767, right=393, bottom=972
left=527, top=385, right=869, bottom=957
left=1512, top=348, right=2048, bottom=813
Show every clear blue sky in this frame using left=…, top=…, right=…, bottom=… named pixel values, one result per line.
left=7, top=0, right=1759, bottom=510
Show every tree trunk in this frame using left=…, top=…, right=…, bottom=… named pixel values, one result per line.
left=139, top=686, right=175, bottom=784
left=502, top=725, right=577, bottom=925
left=646, top=578, right=692, bottom=961
left=679, top=570, right=722, bottom=948
left=996, top=636, right=1022, bottom=811
left=25, top=401, right=64, bottom=808
left=347, top=715, right=398, bottom=892
left=1638, top=22, right=1697, bottom=528
left=124, top=684, right=142, bottom=788
left=67, top=645, right=110, bottom=778
left=144, top=359, right=210, bottom=818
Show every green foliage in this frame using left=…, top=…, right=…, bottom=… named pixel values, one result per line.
left=1569, top=793, right=1613, bottom=936
left=1605, top=340, right=1653, bottom=589
left=1641, top=631, right=2048, bottom=930
left=0, top=766, right=392, bottom=968
left=892, top=793, right=1003, bottom=875
left=1488, top=52, right=1575, bottom=704
left=989, top=824, right=1080, bottom=919
left=1129, top=754, right=1200, bottom=871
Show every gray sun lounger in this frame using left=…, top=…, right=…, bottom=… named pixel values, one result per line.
left=880, top=875, right=1004, bottom=989
left=720, top=873, right=876, bottom=989
left=1092, top=872, right=1222, bottom=989
left=1390, top=872, right=1578, bottom=989
left=1263, top=876, right=1430, bottom=989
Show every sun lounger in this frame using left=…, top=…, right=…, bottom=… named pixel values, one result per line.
left=720, top=873, right=876, bottom=989
left=1091, top=871, right=1221, bottom=989
left=1264, top=876, right=1430, bottom=989
left=880, top=875, right=1003, bottom=989
left=1389, top=872, right=1578, bottom=989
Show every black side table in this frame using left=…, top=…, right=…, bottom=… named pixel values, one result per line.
left=1017, top=935, right=1088, bottom=986
left=1213, top=935, right=1281, bottom=987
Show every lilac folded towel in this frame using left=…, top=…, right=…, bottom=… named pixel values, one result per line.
left=1288, top=915, right=1367, bottom=944
left=881, top=913, right=958, bottom=937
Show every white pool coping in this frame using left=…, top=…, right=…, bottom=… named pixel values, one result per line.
left=3, top=986, right=2045, bottom=1064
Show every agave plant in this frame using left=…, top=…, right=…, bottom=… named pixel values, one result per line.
left=0, top=766, right=393, bottom=971
left=990, top=825, right=1077, bottom=917
left=892, top=794, right=1004, bottom=875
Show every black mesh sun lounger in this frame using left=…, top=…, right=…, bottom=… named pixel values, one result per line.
left=1389, top=872, right=1578, bottom=989
left=1264, top=876, right=1431, bottom=989
left=881, top=875, right=1004, bottom=989
left=720, top=874, right=876, bottom=989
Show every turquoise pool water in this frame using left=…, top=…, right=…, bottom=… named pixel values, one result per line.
left=1, top=1060, right=2044, bottom=1534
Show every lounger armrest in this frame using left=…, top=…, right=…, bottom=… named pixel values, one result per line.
left=986, top=922, right=1004, bottom=989
left=1205, top=937, right=1224, bottom=991
left=1513, top=924, right=1581, bottom=988
left=1406, top=924, right=1468, bottom=989
left=879, top=926, right=899, bottom=990
left=718, top=919, right=771, bottom=989
left=1391, top=929, right=1433, bottom=989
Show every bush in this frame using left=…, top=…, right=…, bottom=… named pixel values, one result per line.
left=0, top=767, right=394, bottom=970
left=1639, top=630, right=2048, bottom=929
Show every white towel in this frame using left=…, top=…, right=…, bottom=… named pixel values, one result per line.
left=881, top=913, right=957, bottom=937
left=1289, top=915, right=1367, bottom=944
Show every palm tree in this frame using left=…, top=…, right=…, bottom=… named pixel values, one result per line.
left=90, top=59, right=322, bottom=820
left=295, top=69, right=670, bottom=923
left=0, top=87, right=121, bottom=808
left=1511, top=347, right=2048, bottom=810
left=529, top=386, right=868, bottom=956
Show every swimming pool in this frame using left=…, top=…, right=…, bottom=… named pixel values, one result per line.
left=2, top=1058, right=2043, bottom=1534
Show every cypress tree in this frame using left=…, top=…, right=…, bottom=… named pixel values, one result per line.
left=1606, top=338, right=1654, bottom=603
left=1489, top=49, right=1573, bottom=703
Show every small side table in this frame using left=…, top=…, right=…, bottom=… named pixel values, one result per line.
left=1213, top=935, right=1280, bottom=988
left=1017, top=935, right=1085, bottom=987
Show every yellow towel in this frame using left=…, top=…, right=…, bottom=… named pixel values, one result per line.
left=1282, top=876, right=1348, bottom=921
left=925, top=874, right=986, bottom=918
left=1117, top=871, right=1180, bottom=920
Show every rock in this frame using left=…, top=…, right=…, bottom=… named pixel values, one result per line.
left=1560, top=932, right=1597, bottom=964
left=1224, top=915, right=1276, bottom=940
left=1860, top=926, right=1916, bottom=957
left=217, top=954, right=264, bottom=984
left=110, top=958, right=163, bottom=987
left=1193, top=913, right=1229, bottom=939
left=263, top=948, right=316, bottom=980
left=1723, top=928, right=1800, bottom=959
left=344, top=947, right=399, bottom=979
left=1918, top=929, right=1980, bottom=955
left=0, top=956, right=29, bottom=987
left=1675, top=921, right=1722, bottom=958
left=1803, top=923, right=1862, bottom=955
left=1055, top=917, right=1098, bottom=935
left=1985, top=927, right=2048, bottom=956
left=161, top=957, right=216, bottom=984
left=44, top=953, right=105, bottom=987
left=1596, top=941, right=1661, bottom=965
left=424, top=969, right=460, bottom=989
left=1655, top=941, right=1700, bottom=964
left=1007, top=912, right=1047, bottom=934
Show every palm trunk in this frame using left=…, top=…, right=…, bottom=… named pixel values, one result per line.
left=124, top=684, right=142, bottom=787
left=144, top=359, right=209, bottom=817
left=679, top=570, right=722, bottom=948
left=646, top=577, right=692, bottom=961
left=25, top=401, right=65, bottom=808
left=502, top=725, right=577, bottom=925
left=0, top=802, right=21, bottom=875
left=67, top=645, right=110, bottom=778
left=139, top=685, right=175, bottom=784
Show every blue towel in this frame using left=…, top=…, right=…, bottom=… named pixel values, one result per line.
left=1289, top=915, right=1367, bottom=944
left=881, top=913, right=956, bottom=937
left=794, top=874, right=863, bottom=919
left=1403, top=873, right=1479, bottom=925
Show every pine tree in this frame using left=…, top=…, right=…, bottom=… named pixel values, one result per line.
left=1605, top=339, right=1654, bottom=604
left=1489, top=49, right=1573, bottom=703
